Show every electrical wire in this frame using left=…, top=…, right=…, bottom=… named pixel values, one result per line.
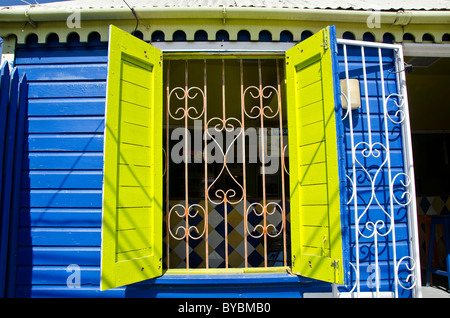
left=122, top=0, right=139, bottom=36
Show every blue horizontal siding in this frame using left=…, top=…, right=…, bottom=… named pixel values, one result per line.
left=21, top=190, right=102, bottom=208
left=12, top=43, right=108, bottom=298
left=15, top=265, right=100, bottom=285
left=28, top=99, right=105, bottom=116
left=28, top=117, right=105, bottom=134
left=27, top=135, right=104, bottom=152
left=17, top=246, right=101, bottom=265
left=24, top=152, right=104, bottom=170
left=20, top=209, right=101, bottom=227
left=19, top=228, right=101, bottom=246
left=28, top=82, right=106, bottom=99
left=18, top=64, right=107, bottom=81
left=24, top=171, right=103, bottom=189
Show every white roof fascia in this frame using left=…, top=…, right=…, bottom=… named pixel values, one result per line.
left=0, top=5, right=449, bottom=24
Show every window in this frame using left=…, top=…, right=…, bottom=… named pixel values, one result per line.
left=100, top=25, right=346, bottom=291
left=164, top=58, right=290, bottom=270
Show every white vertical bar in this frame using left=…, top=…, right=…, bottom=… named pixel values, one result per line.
left=378, top=47, right=399, bottom=298
left=343, top=44, right=360, bottom=297
left=395, top=46, right=422, bottom=298
left=360, top=46, right=372, bottom=146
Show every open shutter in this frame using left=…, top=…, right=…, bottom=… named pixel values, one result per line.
left=286, top=26, right=345, bottom=284
left=101, top=25, right=163, bottom=291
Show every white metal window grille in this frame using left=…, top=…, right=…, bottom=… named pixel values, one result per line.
left=336, top=39, right=421, bottom=298
left=164, top=58, right=290, bottom=270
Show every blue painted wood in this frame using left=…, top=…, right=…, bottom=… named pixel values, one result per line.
left=27, top=117, right=105, bottom=134
left=17, top=64, right=107, bottom=81
left=27, top=135, right=104, bottom=152
left=23, top=171, right=103, bottom=189
left=0, top=68, right=20, bottom=297
left=28, top=99, right=105, bottom=116
left=15, top=265, right=100, bottom=285
left=6, top=74, right=29, bottom=296
left=18, top=228, right=101, bottom=247
left=127, top=274, right=332, bottom=298
left=24, top=152, right=104, bottom=170
left=14, top=48, right=108, bottom=65
left=21, top=190, right=103, bottom=208
left=20, top=208, right=102, bottom=227
left=28, top=82, right=106, bottom=99
left=0, top=63, right=10, bottom=225
left=0, top=63, right=10, bottom=297
left=17, top=246, right=101, bottom=266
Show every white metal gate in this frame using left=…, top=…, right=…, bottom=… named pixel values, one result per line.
left=336, top=39, right=421, bottom=298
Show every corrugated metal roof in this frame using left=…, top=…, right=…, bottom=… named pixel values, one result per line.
left=2, top=0, right=449, bottom=11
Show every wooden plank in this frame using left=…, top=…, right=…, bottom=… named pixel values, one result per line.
left=28, top=82, right=106, bottom=99
left=120, top=121, right=151, bottom=147
left=298, top=80, right=323, bottom=107
left=21, top=208, right=102, bottom=227
left=17, top=64, right=107, bottom=81
left=14, top=48, right=108, bottom=65
left=297, top=141, right=326, bottom=166
left=121, top=59, right=152, bottom=84
left=300, top=205, right=329, bottom=227
left=120, top=80, right=151, bottom=106
left=24, top=171, right=103, bottom=189
left=24, top=152, right=104, bottom=170
left=116, top=247, right=153, bottom=262
left=28, top=117, right=105, bottom=134
left=116, top=227, right=153, bottom=253
left=300, top=225, right=330, bottom=253
left=117, top=207, right=153, bottom=230
left=296, top=60, right=321, bottom=88
left=298, top=121, right=325, bottom=146
left=15, top=265, right=100, bottom=285
left=0, top=68, right=20, bottom=296
left=28, top=135, right=104, bottom=152
left=16, top=246, right=101, bottom=266
left=298, top=100, right=324, bottom=126
left=0, top=63, right=10, bottom=228
left=117, top=186, right=153, bottom=208
left=298, top=162, right=327, bottom=185
left=27, top=98, right=105, bottom=116
left=6, top=73, right=30, bottom=295
left=121, top=100, right=150, bottom=125
left=22, top=190, right=102, bottom=208
left=118, top=143, right=152, bottom=167
left=118, top=164, right=152, bottom=187
left=299, top=183, right=328, bottom=206
left=18, top=228, right=101, bottom=246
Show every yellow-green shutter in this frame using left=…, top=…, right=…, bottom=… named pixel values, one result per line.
left=101, top=25, right=163, bottom=291
left=286, top=26, right=345, bottom=284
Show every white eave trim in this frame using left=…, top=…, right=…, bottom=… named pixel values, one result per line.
left=0, top=6, right=449, bottom=24
left=402, top=43, right=450, bottom=57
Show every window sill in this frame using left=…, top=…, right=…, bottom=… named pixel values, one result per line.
left=125, top=268, right=331, bottom=297
left=131, top=267, right=321, bottom=286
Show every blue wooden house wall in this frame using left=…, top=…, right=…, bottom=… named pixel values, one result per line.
left=3, top=34, right=412, bottom=297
